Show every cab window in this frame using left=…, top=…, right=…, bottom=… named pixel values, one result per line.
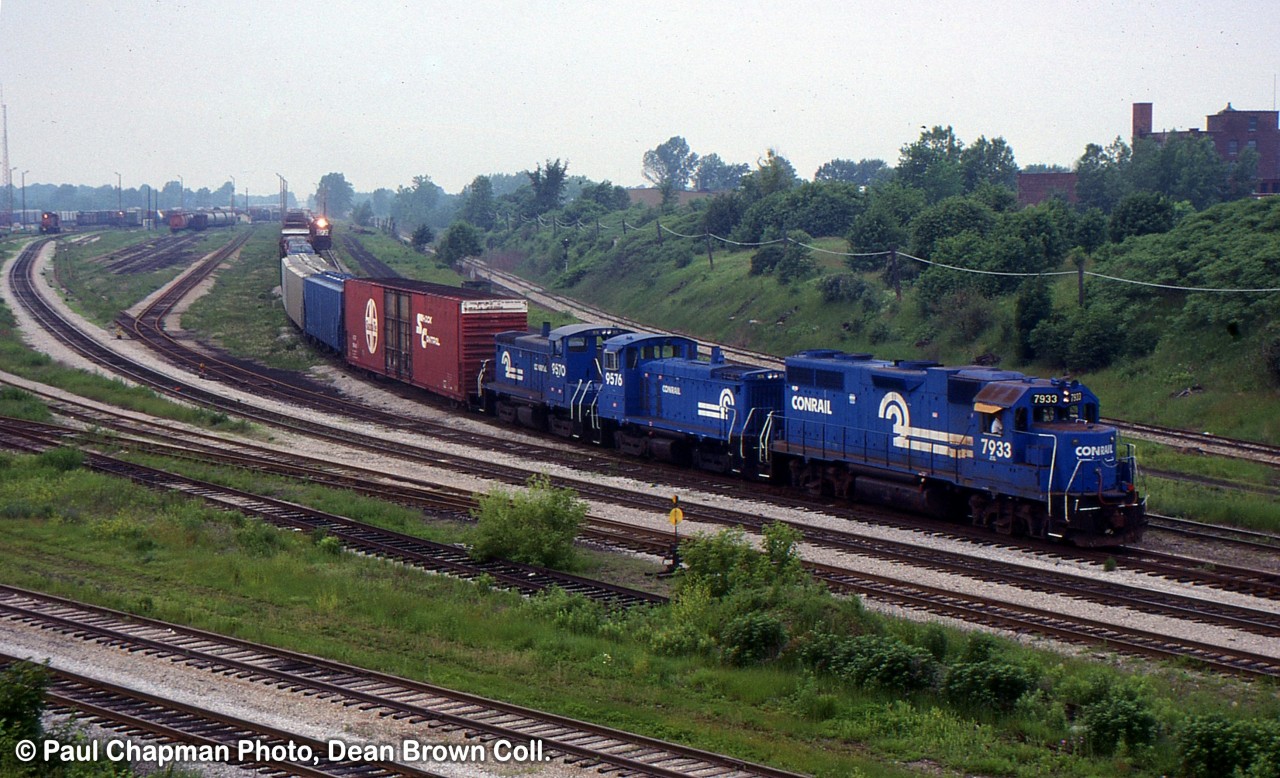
left=984, top=413, right=1004, bottom=435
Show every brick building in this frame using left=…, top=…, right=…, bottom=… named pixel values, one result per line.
left=1133, top=101, right=1280, bottom=194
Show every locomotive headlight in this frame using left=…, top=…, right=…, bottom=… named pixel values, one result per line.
left=315, top=218, right=328, bottom=228
left=1062, top=388, right=1070, bottom=403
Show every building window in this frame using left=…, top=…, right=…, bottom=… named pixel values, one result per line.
left=1248, top=139, right=1258, bottom=150
left=1250, top=116, right=1258, bottom=131
left=1228, top=139, right=1239, bottom=155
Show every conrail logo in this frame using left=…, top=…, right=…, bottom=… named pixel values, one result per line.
left=1074, top=444, right=1115, bottom=458
left=364, top=299, right=378, bottom=354
left=697, top=388, right=735, bottom=420
left=501, top=351, right=524, bottom=382
left=791, top=395, right=832, bottom=415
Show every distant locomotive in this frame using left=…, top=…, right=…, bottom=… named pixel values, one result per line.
left=278, top=210, right=333, bottom=256
left=278, top=253, right=1146, bottom=547
left=40, top=212, right=61, bottom=234
left=310, top=216, right=333, bottom=252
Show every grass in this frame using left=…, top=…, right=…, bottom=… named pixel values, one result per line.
left=1, top=451, right=1278, bottom=777
left=51, top=228, right=231, bottom=327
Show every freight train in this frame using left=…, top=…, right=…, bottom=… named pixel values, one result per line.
left=280, top=251, right=1147, bottom=547
left=40, top=212, right=61, bottom=234
left=278, top=210, right=333, bottom=256
left=167, top=208, right=238, bottom=231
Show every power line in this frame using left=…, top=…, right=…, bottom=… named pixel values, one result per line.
left=516, top=210, right=1280, bottom=294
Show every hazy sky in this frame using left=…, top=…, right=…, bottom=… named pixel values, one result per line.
left=2, top=1, right=1278, bottom=200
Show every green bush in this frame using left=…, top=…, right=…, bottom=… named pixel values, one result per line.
left=1178, top=714, right=1280, bottom=778
left=1080, top=686, right=1158, bottom=756
left=720, top=612, right=787, bottom=665
left=469, top=473, right=585, bottom=569
left=523, top=587, right=606, bottom=635
left=37, top=446, right=84, bottom=472
left=943, top=660, right=1037, bottom=712
left=0, top=660, right=48, bottom=743
left=801, top=633, right=937, bottom=693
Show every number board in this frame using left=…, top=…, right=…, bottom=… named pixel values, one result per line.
left=1031, top=391, right=1082, bottom=405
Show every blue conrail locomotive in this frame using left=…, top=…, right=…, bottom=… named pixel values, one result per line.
left=484, top=330, right=1145, bottom=547
left=771, top=351, right=1145, bottom=546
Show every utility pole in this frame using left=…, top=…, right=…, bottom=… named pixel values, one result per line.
left=277, top=173, right=288, bottom=222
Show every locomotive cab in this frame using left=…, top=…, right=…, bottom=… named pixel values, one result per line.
left=967, top=376, right=1145, bottom=544
left=597, top=334, right=784, bottom=474
left=486, top=323, right=631, bottom=439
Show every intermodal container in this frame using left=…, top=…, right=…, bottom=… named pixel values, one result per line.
left=303, top=271, right=350, bottom=352
left=281, top=252, right=329, bottom=331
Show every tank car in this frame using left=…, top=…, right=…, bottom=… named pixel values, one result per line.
left=485, top=323, right=632, bottom=441
left=593, top=333, right=786, bottom=475
left=769, top=351, right=1146, bottom=545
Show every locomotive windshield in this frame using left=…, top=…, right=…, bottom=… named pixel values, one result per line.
left=1032, top=402, right=1098, bottom=423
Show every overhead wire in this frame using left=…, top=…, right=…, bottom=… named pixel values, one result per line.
left=522, top=204, right=1280, bottom=294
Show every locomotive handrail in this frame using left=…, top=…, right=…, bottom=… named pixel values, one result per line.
left=569, top=379, right=588, bottom=422
left=1027, top=432, right=1059, bottom=518
left=758, top=411, right=780, bottom=464
left=738, top=407, right=758, bottom=460
left=476, top=358, right=490, bottom=401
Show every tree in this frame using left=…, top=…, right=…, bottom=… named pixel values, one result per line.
left=814, top=158, right=892, bottom=186
left=693, top=153, right=749, bottom=191
left=908, top=195, right=996, bottom=258
left=740, top=149, right=798, bottom=204
left=1109, top=192, right=1175, bottom=242
left=459, top=175, right=496, bottom=230
left=411, top=224, right=434, bottom=250
left=315, top=172, right=355, bottom=218
left=436, top=222, right=484, bottom=265
left=1075, top=137, right=1131, bottom=213
left=702, top=192, right=744, bottom=236
left=393, top=174, right=445, bottom=232
left=960, top=136, right=1018, bottom=192
left=527, top=158, right=569, bottom=215
left=643, top=136, right=701, bottom=206
left=369, top=188, right=395, bottom=217
left=351, top=200, right=374, bottom=227
left=897, top=126, right=965, bottom=203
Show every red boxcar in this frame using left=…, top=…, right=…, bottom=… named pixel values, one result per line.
left=343, top=277, right=528, bottom=403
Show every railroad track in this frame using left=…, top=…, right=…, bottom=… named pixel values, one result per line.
left=342, top=234, right=400, bottom=277
left=3, top=654, right=438, bottom=777
left=9, top=233, right=1280, bottom=679
left=0, top=587, right=805, bottom=778
left=4, top=404, right=1279, bottom=679
left=1110, top=418, right=1280, bottom=468
left=0, top=416, right=662, bottom=609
